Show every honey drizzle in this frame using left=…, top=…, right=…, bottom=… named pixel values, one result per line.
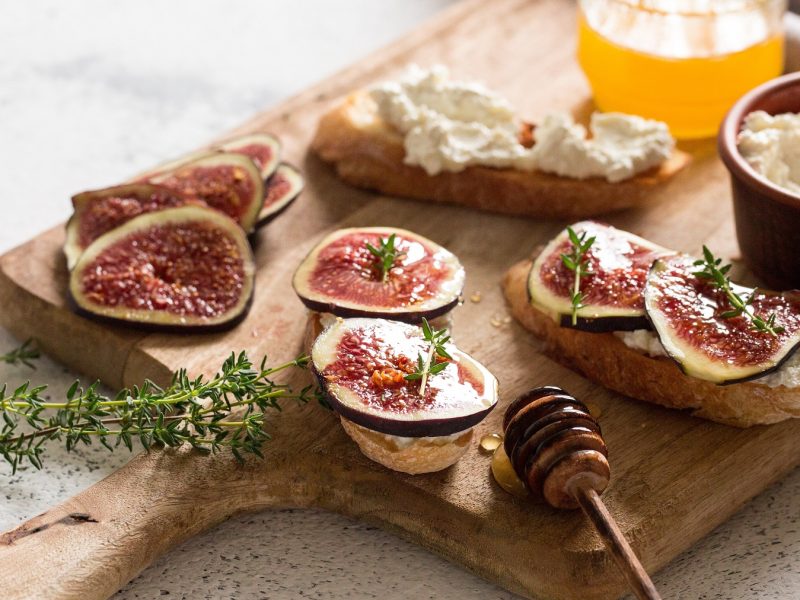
left=479, top=432, right=503, bottom=453
left=490, top=443, right=528, bottom=498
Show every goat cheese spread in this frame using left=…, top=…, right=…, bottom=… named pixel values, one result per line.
left=369, top=65, right=674, bottom=181
left=615, top=329, right=800, bottom=388
left=737, top=110, right=800, bottom=196
left=760, top=353, right=800, bottom=388
left=384, top=429, right=470, bottom=449
left=615, top=329, right=668, bottom=358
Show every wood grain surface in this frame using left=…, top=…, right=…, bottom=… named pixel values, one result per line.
left=1, top=1, right=798, bottom=599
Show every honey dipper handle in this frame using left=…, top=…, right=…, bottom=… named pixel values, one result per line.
left=574, top=484, right=662, bottom=600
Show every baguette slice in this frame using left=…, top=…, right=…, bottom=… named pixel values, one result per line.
left=503, top=258, right=800, bottom=427
left=312, top=91, right=691, bottom=219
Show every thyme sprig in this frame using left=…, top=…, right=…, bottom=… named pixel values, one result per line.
left=405, top=318, right=452, bottom=396
left=1, top=339, right=39, bottom=369
left=693, top=246, right=784, bottom=337
left=0, top=351, right=316, bottom=473
left=560, top=226, right=596, bottom=326
left=366, top=234, right=403, bottom=283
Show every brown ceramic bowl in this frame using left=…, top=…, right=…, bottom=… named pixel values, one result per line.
left=718, top=72, right=800, bottom=290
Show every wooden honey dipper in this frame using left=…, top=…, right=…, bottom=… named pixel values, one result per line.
left=502, top=387, right=661, bottom=600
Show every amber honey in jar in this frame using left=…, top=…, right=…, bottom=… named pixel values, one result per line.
left=577, top=0, right=786, bottom=139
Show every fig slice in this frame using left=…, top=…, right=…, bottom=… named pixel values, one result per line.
left=70, top=205, right=254, bottom=331
left=644, top=254, right=800, bottom=384
left=217, top=133, right=281, bottom=181
left=149, top=153, right=265, bottom=232
left=256, top=163, right=304, bottom=227
left=63, top=183, right=198, bottom=270
left=312, top=318, right=498, bottom=437
left=135, top=133, right=282, bottom=182
left=293, top=227, right=465, bottom=323
left=528, top=221, right=673, bottom=332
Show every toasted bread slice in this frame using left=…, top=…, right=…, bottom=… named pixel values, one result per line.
left=312, top=91, right=691, bottom=219
left=503, top=259, right=800, bottom=427
left=305, top=312, right=477, bottom=474
left=340, top=416, right=473, bottom=475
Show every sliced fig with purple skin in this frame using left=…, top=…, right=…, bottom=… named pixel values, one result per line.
left=69, top=205, right=254, bottom=331
left=135, top=133, right=282, bottom=182
left=217, top=133, right=281, bottom=181
left=312, top=318, right=498, bottom=437
left=149, top=153, right=264, bottom=232
left=63, top=183, right=199, bottom=270
left=293, top=227, right=464, bottom=323
left=644, top=254, right=800, bottom=384
left=256, top=163, right=304, bottom=227
left=528, top=221, right=673, bottom=332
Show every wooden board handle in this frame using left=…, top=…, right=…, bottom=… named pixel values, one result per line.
left=0, top=447, right=304, bottom=600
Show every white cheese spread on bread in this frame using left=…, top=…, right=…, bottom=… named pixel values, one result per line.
left=738, top=110, right=800, bottom=195
left=616, top=329, right=800, bottom=388
left=383, top=428, right=471, bottom=450
left=369, top=64, right=532, bottom=175
left=614, top=329, right=668, bottom=358
left=369, top=65, right=674, bottom=181
left=530, top=112, right=674, bottom=183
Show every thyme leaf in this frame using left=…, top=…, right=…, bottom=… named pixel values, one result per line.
left=693, top=246, right=784, bottom=337
left=366, top=234, right=403, bottom=283
left=560, top=227, right=596, bottom=326
left=0, top=351, right=318, bottom=473
left=1, top=339, right=39, bottom=369
left=404, top=318, right=452, bottom=396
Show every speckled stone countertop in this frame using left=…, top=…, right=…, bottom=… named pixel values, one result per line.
left=1, top=2, right=799, bottom=598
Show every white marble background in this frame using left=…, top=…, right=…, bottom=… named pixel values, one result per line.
left=0, top=1, right=798, bottom=598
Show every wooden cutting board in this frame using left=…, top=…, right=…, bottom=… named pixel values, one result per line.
left=1, top=0, right=798, bottom=598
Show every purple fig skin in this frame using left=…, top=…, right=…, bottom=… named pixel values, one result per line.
left=312, top=360, right=497, bottom=438
left=525, top=266, right=651, bottom=332
left=149, top=153, right=265, bottom=233
left=255, top=163, right=304, bottom=228
left=526, top=258, right=653, bottom=333
left=527, top=222, right=673, bottom=333
left=69, top=206, right=255, bottom=333
left=293, top=227, right=465, bottom=324
left=310, top=318, right=498, bottom=438
left=644, top=257, right=800, bottom=386
left=298, top=295, right=461, bottom=325
left=134, top=133, right=282, bottom=184
left=68, top=286, right=253, bottom=334
left=64, top=183, right=192, bottom=270
left=556, top=313, right=651, bottom=332
left=218, top=132, right=282, bottom=182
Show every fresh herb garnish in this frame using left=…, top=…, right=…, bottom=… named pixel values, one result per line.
left=0, top=351, right=317, bottom=473
left=693, top=245, right=784, bottom=337
left=404, top=318, right=452, bottom=396
left=560, top=226, right=596, bottom=326
left=366, top=234, right=403, bottom=283
left=1, top=339, right=39, bottom=369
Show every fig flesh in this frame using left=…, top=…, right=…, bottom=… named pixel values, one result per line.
left=64, top=183, right=196, bottom=269
left=293, top=227, right=464, bottom=323
left=644, top=255, right=800, bottom=384
left=528, top=221, right=672, bottom=332
left=136, top=133, right=281, bottom=182
left=217, top=133, right=281, bottom=181
left=312, top=318, right=498, bottom=437
left=70, top=206, right=254, bottom=331
left=256, top=163, right=304, bottom=227
left=149, top=153, right=264, bottom=232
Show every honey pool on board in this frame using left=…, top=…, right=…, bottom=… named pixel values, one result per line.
left=577, top=2, right=784, bottom=139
